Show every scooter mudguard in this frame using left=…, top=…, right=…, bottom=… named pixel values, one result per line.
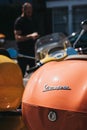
left=0, top=55, right=24, bottom=111
left=22, top=55, right=87, bottom=130
left=0, top=55, right=26, bottom=129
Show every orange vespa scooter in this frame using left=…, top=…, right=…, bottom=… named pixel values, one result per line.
left=22, top=19, right=87, bottom=130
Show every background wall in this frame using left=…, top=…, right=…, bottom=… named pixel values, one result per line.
left=0, top=4, right=21, bottom=40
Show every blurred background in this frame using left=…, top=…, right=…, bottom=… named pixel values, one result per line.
left=0, top=0, right=87, bottom=41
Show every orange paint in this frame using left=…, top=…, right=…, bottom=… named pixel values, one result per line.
left=22, top=56, right=87, bottom=130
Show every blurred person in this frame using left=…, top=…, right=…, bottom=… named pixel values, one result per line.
left=14, top=2, right=39, bottom=77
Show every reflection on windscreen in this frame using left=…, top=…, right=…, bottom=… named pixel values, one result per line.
left=35, top=33, right=68, bottom=61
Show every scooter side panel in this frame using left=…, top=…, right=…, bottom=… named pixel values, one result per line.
left=23, top=60, right=87, bottom=113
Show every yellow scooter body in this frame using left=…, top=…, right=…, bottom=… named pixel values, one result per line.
left=0, top=55, right=27, bottom=130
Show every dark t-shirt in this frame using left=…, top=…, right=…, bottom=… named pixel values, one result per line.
left=14, top=16, right=38, bottom=56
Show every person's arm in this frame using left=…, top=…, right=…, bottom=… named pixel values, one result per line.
left=14, top=30, right=39, bottom=42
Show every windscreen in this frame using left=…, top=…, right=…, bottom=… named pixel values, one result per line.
left=35, top=32, right=71, bottom=61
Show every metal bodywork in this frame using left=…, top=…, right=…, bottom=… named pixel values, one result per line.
left=0, top=55, right=24, bottom=111
left=22, top=56, right=87, bottom=130
left=0, top=55, right=27, bottom=130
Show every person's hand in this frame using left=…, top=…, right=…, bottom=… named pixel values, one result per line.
left=26, top=32, right=40, bottom=40
left=31, top=32, right=39, bottom=40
